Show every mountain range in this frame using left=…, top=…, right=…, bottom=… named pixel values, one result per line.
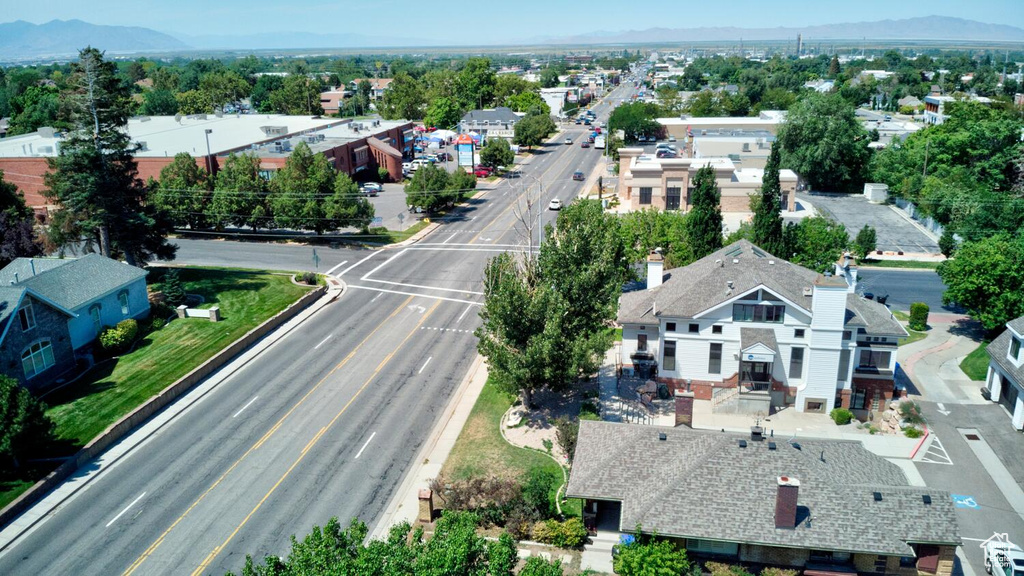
left=1, top=16, right=1022, bottom=62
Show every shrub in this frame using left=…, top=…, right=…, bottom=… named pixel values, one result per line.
left=904, top=427, right=924, bottom=438
left=150, top=301, right=175, bottom=320
left=899, top=400, right=926, bottom=425
left=298, top=271, right=318, bottom=285
left=522, top=468, right=557, bottom=519
left=761, top=568, right=799, bottom=576
left=830, top=408, right=854, bottom=425
left=580, top=401, right=600, bottom=421
left=378, top=166, right=390, bottom=183
left=550, top=517, right=588, bottom=548
left=99, top=319, right=140, bottom=355
left=519, top=557, right=564, bottom=576
left=615, top=538, right=690, bottom=576
left=542, top=438, right=553, bottom=454
left=161, top=268, right=186, bottom=307
left=707, top=562, right=755, bottom=576
left=909, top=302, right=929, bottom=331
left=151, top=317, right=166, bottom=331
left=531, top=520, right=553, bottom=543
left=554, top=416, right=579, bottom=463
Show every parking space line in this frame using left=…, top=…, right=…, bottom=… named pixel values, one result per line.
left=918, top=436, right=953, bottom=465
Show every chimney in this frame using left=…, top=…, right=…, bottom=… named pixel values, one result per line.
left=647, top=250, right=664, bottom=290
left=775, top=476, right=800, bottom=529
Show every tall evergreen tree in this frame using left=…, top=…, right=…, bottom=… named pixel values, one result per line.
left=687, top=164, right=723, bottom=259
left=828, top=55, right=841, bottom=77
left=43, top=47, right=175, bottom=266
left=751, top=144, right=785, bottom=256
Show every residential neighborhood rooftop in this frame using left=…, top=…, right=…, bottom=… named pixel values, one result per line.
left=566, top=420, right=960, bottom=556
left=0, top=255, right=148, bottom=311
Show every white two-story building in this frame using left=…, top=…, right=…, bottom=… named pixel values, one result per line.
left=618, top=240, right=907, bottom=414
left=985, top=316, right=1024, bottom=430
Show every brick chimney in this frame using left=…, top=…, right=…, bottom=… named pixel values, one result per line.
left=647, top=250, right=664, bottom=290
left=775, top=476, right=800, bottom=529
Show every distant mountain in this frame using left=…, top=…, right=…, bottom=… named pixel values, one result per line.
left=177, top=31, right=440, bottom=51
left=0, top=19, right=189, bottom=61
left=544, top=16, right=1024, bottom=45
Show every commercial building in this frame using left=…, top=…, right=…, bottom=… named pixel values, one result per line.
left=319, top=90, right=348, bottom=115
left=618, top=241, right=907, bottom=414
left=567, top=421, right=960, bottom=575
left=658, top=111, right=787, bottom=140
left=616, top=148, right=798, bottom=214
left=923, top=94, right=992, bottom=125
left=0, top=114, right=415, bottom=210
left=985, top=316, right=1024, bottom=430
left=691, top=129, right=777, bottom=170
left=457, top=107, right=521, bottom=141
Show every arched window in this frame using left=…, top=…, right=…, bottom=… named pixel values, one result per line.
left=22, top=340, right=55, bottom=379
left=90, top=304, right=102, bottom=333
left=118, top=290, right=130, bottom=316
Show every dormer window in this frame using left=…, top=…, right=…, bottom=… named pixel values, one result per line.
left=1012, top=337, right=1021, bottom=363
left=18, top=300, right=35, bottom=331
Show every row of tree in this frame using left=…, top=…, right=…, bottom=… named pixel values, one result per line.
left=150, top=142, right=376, bottom=234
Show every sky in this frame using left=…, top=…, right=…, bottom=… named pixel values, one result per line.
left=4, top=0, right=1024, bottom=44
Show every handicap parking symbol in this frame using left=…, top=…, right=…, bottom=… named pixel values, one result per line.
left=952, top=494, right=980, bottom=509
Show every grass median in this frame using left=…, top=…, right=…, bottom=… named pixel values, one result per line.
left=0, top=267, right=311, bottom=509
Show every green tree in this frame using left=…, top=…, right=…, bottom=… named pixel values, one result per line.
left=424, top=96, right=463, bottom=129
left=7, top=85, right=66, bottom=136
left=938, top=229, right=957, bottom=258
left=378, top=72, right=426, bottom=120
left=210, top=153, right=272, bottom=230
left=513, top=113, right=556, bottom=149
left=250, top=75, right=284, bottom=113
left=618, top=209, right=692, bottom=272
left=937, top=234, right=1024, bottom=330
left=787, top=216, right=849, bottom=273
left=519, top=556, right=566, bottom=576
left=776, top=92, right=871, bottom=192
left=139, top=89, right=179, bottom=115
left=0, top=170, right=41, bottom=268
left=506, top=91, right=549, bottom=115
left=853, top=225, right=877, bottom=259
left=828, top=55, right=841, bottom=77
left=160, top=268, right=186, bottom=307
left=751, top=144, right=785, bottom=255
left=540, top=67, right=560, bottom=88
left=44, top=47, right=175, bottom=266
left=405, top=163, right=461, bottom=213
left=198, top=70, right=250, bottom=108
left=328, top=173, right=375, bottom=232
left=487, top=533, right=518, bottom=576
left=175, top=89, right=214, bottom=114
left=608, top=101, right=660, bottom=142
left=151, top=153, right=210, bottom=229
left=613, top=535, right=691, bottom=576
left=458, top=57, right=496, bottom=109
left=0, top=374, right=56, bottom=474
left=479, top=138, right=514, bottom=170
left=268, top=75, right=323, bottom=115
left=270, top=142, right=338, bottom=233
left=494, top=75, right=537, bottom=107
left=687, top=164, right=723, bottom=259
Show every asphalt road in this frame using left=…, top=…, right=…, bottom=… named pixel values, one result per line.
left=0, top=82, right=637, bottom=575
left=855, top=268, right=955, bottom=313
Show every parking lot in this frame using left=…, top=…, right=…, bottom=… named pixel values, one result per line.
left=365, top=182, right=423, bottom=231
left=798, top=192, right=940, bottom=254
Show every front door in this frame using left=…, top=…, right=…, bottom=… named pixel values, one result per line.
left=740, top=361, right=771, bottom=384
left=999, top=375, right=1019, bottom=414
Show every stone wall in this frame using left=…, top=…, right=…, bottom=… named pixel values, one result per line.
left=0, top=295, right=77, bottom=392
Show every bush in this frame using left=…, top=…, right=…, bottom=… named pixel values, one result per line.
left=531, top=520, right=553, bottom=543
left=522, top=468, right=558, bottom=519
left=707, top=562, right=755, bottom=576
left=615, top=538, right=691, bottom=576
left=904, top=427, right=924, bottom=439
left=899, top=400, right=926, bottom=426
left=298, top=271, right=318, bottom=285
left=554, top=417, right=579, bottom=463
left=518, top=557, right=564, bottom=576
left=99, top=319, right=140, bottom=355
left=909, top=302, right=929, bottom=331
left=830, top=408, right=855, bottom=425
left=531, top=518, right=588, bottom=548
left=579, top=401, right=600, bottom=421
left=761, top=568, right=799, bottom=576
left=150, top=301, right=175, bottom=320
left=151, top=317, right=166, bottom=330
left=378, top=166, right=390, bottom=183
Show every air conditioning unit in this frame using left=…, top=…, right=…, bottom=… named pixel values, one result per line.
left=281, top=140, right=292, bottom=151
left=37, top=145, right=54, bottom=154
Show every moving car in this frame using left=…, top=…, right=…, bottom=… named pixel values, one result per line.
left=572, top=170, right=585, bottom=181
left=581, top=141, right=590, bottom=148
left=564, top=137, right=573, bottom=145
left=360, top=182, right=383, bottom=196
left=548, top=198, right=562, bottom=211
left=985, top=538, right=1024, bottom=576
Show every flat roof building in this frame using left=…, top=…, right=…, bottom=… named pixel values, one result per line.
left=658, top=110, right=787, bottom=138
left=0, top=114, right=414, bottom=209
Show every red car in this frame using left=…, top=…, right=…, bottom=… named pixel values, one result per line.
left=473, top=167, right=492, bottom=177
left=581, top=141, right=591, bottom=148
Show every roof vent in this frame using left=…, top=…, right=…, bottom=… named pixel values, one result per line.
left=715, top=259, right=723, bottom=267
left=922, top=494, right=932, bottom=505
left=727, top=280, right=734, bottom=289
left=658, top=432, right=667, bottom=441
left=768, top=441, right=777, bottom=450
left=733, top=258, right=739, bottom=264
left=873, top=492, right=883, bottom=502
left=738, top=440, right=747, bottom=448
left=802, top=287, right=812, bottom=297
left=769, top=260, right=775, bottom=265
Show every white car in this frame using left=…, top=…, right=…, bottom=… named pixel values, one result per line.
left=564, top=137, right=573, bottom=145
left=410, top=158, right=432, bottom=170
left=986, top=539, right=1024, bottom=576
left=548, top=199, right=562, bottom=211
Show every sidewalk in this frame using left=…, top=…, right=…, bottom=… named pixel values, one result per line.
left=898, top=318, right=987, bottom=405
left=369, top=355, right=488, bottom=539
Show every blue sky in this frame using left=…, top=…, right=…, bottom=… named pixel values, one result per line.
left=6, top=0, right=1024, bottom=43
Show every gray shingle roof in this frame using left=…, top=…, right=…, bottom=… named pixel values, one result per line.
left=741, top=327, right=778, bottom=352
left=1008, top=316, right=1024, bottom=336
left=460, top=107, right=520, bottom=124
left=845, top=294, right=908, bottom=337
left=0, top=254, right=147, bottom=311
left=0, top=258, right=68, bottom=285
left=988, top=328, right=1024, bottom=386
left=566, top=421, right=960, bottom=556
left=618, top=240, right=818, bottom=324
left=0, top=286, right=26, bottom=338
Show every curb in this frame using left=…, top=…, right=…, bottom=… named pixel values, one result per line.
left=909, top=426, right=931, bottom=459
left=0, top=282, right=341, bottom=543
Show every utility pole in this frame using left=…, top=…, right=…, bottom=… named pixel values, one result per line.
left=204, top=128, right=214, bottom=175
left=922, top=139, right=930, bottom=178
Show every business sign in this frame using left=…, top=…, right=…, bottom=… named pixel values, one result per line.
left=457, top=143, right=474, bottom=167
left=744, top=353, right=774, bottom=362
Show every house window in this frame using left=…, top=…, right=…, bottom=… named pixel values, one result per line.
left=666, top=322, right=676, bottom=332
left=638, top=187, right=652, bottom=205
left=732, top=304, right=785, bottom=323
left=874, top=556, right=889, bottom=573
left=663, top=340, right=676, bottom=371
left=789, top=347, right=804, bottom=379
left=21, top=340, right=55, bottom=379
left=843, top=330, right=852, bottom=340
left=794, top=328, right=805, bottom=339
left=712, top=325, right=722, bottom=334
left=851, top=388, right=868, bottom=410
left=90, top=305, right=102, bottom=333
left=805, top=400, right=826, bottom=413
left=688, top=323, right=699, bottom=333
left=666, top=187, right=681, bottom=210
left=709, top=343, right=722, bottom=374
left=838, top=350, right=851, bottom=382
left=859, top=350, right=891, bottom=369
left=18, top=300, right=35, bottom=331
left=1012, top=337, right=1021, bottom=361
left=637, top=334, right=648, bottom=352
left=118, top=290, right=130, bottom=316
left=687, top=539, right=738, bottom=556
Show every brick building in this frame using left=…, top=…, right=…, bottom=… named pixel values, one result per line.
left=568, top=421, right=960, bottom=576
left=0, top=114, right=414, bottom=211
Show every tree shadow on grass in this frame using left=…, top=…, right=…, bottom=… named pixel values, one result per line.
left=40, top=359, right=119, bottom=410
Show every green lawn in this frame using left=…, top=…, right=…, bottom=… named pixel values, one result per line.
left=0, top=478, right=36, bottom=510
left=858, top=259, right=941, bottom=270
left=363, top=220, right=430, bottom=244
left=43, top=267, right=310, bottom=448
left=960, top=341, right=991, bottom=381
left=899, top=329, right=928, bottom=347
left=440, top=378, right=574, bottom=517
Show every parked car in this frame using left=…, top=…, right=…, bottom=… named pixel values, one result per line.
left=985, top=538, right=1024, bottom=576
left=656, top=149, right=676, bottom=158
left=402, top=162, right=412, bottom=172
left=360, top=182, right=383, bottom=196
left=548, top=198, right=562, bottom=211
left=473, top=164, right=493, bottom=175
left=473, top=166, right=493, bottom=177
left=583, top=119, right=592, bottom=125
left=410, top=158, right=431, bottom=169
left=572, top=170, right=585, bottom=181
left=581, top=141, right=590, bottom=148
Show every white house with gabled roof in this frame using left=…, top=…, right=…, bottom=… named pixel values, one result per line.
left=618, top=240, right=907, bottom=414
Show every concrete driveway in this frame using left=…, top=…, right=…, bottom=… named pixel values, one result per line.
left=798, top=192, right=940, bottom=254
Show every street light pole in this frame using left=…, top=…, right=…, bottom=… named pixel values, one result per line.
left=204, top=129, right=214, bottom=175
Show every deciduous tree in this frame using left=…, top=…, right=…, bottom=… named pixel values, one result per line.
left=151, top=153, right=210, bottom=229
left=0, top=374, right=56, bottom=474
left=479, top=138, right=514, bottom=170
left=853, top=225, right=877, bottom=259
left=0, top=171, right=41, bottom=267
left=776, top=92, right=871, bottom=192
left=378, top=72, right=425, bottom=120
left=139, top=89, right=178, bottom=115
left=210, top=153, right=272, bottom=230
left=424, top=96, right=462, bottom=129
left=937, top=234, right=1024, bottom=330
left=269, top=142, right=337, bottom=233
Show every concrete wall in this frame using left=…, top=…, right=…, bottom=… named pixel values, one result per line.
left=0, top=285, right=325, bottom=529
left=0, top=295, right=77, bottom=392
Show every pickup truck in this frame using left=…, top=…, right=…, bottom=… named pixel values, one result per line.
left=986, top=539, right=1024, bottom=576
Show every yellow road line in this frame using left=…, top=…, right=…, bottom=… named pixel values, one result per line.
left=190, top=299, right=443, bottom=576
left=122, top=295, right=415, bottom=576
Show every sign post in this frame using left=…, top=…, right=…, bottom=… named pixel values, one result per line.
left=312, top=248, right=320, bottom=270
